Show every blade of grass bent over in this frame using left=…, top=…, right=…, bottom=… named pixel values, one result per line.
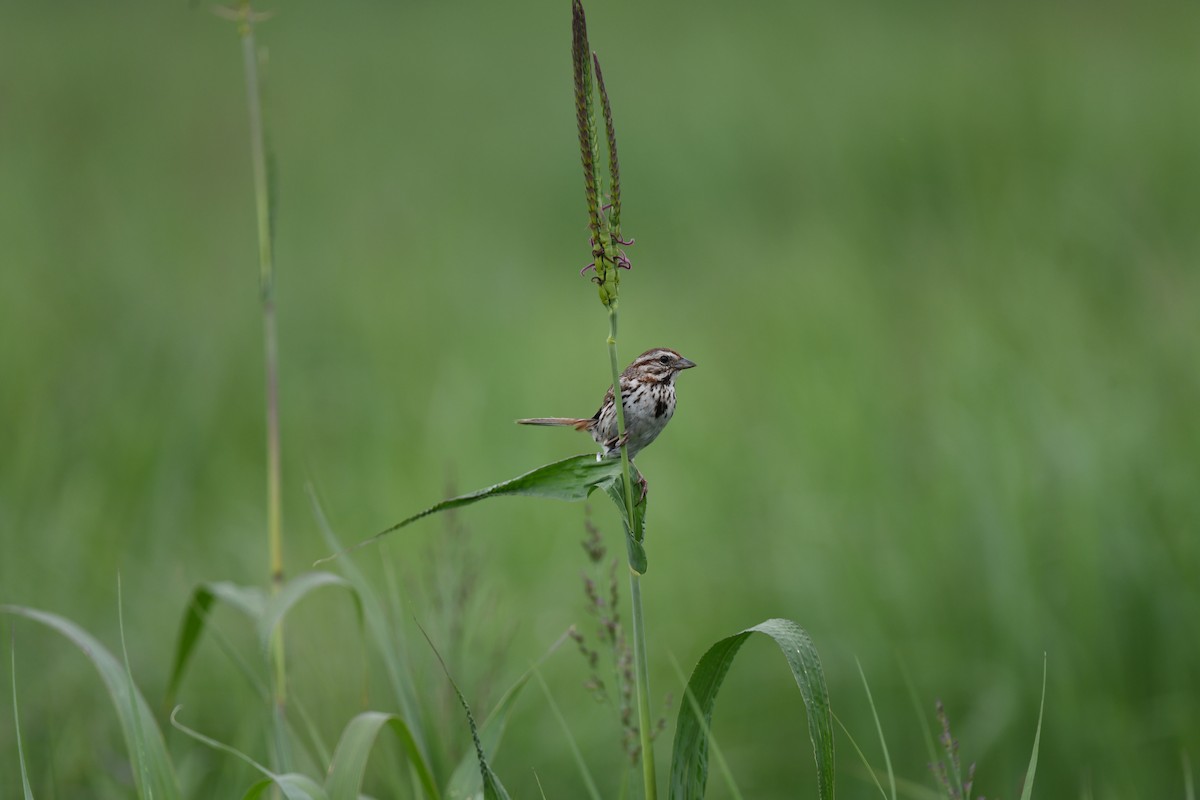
left=165, top=580, right=268, bottom=707
left=257, top=571, right=360, bottom=651
left=324, top=711, right=440, bottom=800
left=669, top=618, right=834, bottom=800
left=1, top=605, right=182, bottom=800
left=667, top=651, right=745, bottom=800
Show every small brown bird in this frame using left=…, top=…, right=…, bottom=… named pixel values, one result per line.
left=517, top=347, right=696, bottom=460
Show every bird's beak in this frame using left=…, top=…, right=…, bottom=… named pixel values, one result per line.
left=677, top=357, right=697, bottom=370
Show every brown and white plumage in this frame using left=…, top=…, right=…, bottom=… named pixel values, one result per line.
left=517, top=348, right=696, bottom=460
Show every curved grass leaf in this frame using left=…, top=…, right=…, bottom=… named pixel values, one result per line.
left=171, top=708, right=328, bottom=800
left=1, top=605, right=182, bottom=800
left=166, top=580, right=268, bottom=706
left=669, top=618, right=834, bottom=800
left=317, top=454, right=625, bottom=565
left=1018, top=655, right=1047, bottom=800
left=324, top=711, right=439, bottom=800
left=257, top=571, right=360, bottom=651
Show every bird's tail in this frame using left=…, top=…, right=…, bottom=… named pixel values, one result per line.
left=516, top=417, right=592, bottom=431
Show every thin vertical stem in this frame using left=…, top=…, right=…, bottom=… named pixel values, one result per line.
left=238, top=5, right=287, bottom=726
left=606, top=304, right=657, bottom=800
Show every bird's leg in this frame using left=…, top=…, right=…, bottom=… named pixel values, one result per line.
left=603, top=432, right=629, bottom=454
left=636, top=470, right=648, bottom=503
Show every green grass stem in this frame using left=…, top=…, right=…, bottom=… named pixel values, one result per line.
left=233, top=0, right=289, bottom=763
left=606, top=303, right=658, bottom=799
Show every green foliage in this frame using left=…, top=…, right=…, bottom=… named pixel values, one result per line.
left=1, top=606, right=182, bottom=800
left=323, top=454, right=648, bottom=571
left=669, top=619, right=835, bottom=800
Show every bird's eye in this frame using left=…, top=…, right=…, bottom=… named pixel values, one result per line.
left=659, top=355, right=671, bottom=365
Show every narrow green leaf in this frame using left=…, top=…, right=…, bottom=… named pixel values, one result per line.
left=165, top=580, right=268, bottom=707
left=1, top=606, right=182, bottom=800
left=257, top=571, right=360, bottom=651
left=1184, top=751, right=1196, bottom=800
left=9, top=636, right=36, bottom=800
left=318, top=454, right=623, bottom=564
left=445, top=631, right=568, bottom=800
left=324, top=711, right=440, bottom=800
left=117, top=577, right=155, bottom=800
left=307, top=485, right=430, bottom=765
left=532, top=669, right=603, bottom=800
left=669, top=618, right=834, bottom=800
left=1018, top=655, right=1047, bottom=800
left=418, top=624, right=511, bottom=800
left=602, top=464, right=648, bottom=573
left=856, top=658, right=896, bottom=800
left=831, top=713, right=887, bottom=800
left=898, top=659, right=940, bottom=770
left=171, top=708, right=327, bottom=800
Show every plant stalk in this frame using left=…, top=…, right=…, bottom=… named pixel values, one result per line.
left=606, top=303, right=657, bottom=799
left=238, top=7, right=287, bottom=718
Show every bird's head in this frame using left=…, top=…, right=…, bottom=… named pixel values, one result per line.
left=626, top=348, right=697, bottom=384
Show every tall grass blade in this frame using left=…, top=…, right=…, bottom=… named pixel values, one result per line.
left=418, top=624, right=511, bottom=800
left=324, top=711, right=440, bottom=800
left=307, top=485, right=428, bottom=761
left=1, top=606, right=181, bottom=800
left=1184, top=751, right=1196, bottom=800
left=856, top=658, right=896, bottom=800
left=832, top=713, right=888, bottom=800
left=1018, top=655, right=1047, bottom=800
left=118, top=576, right=155, bottom=800
left=446, top=631, right=569, bottom=799
left=170, top=708, right=327, bottom=800
left=317, top=454, right=624, bottom=564
left=531, top=669, right=603, bottom=800
left=668, top=618, right=834, bottom=800
left=9, top=636, right=36, bottom=800
left=898, top=659, right=940, bottom=769
left=165, top=581, right=268, bottom=706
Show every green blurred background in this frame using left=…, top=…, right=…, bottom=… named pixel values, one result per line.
left=2, top=0, right=1198, bottom=797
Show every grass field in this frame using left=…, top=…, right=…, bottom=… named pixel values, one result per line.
left=2, top=0, right=1198, bottom=797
